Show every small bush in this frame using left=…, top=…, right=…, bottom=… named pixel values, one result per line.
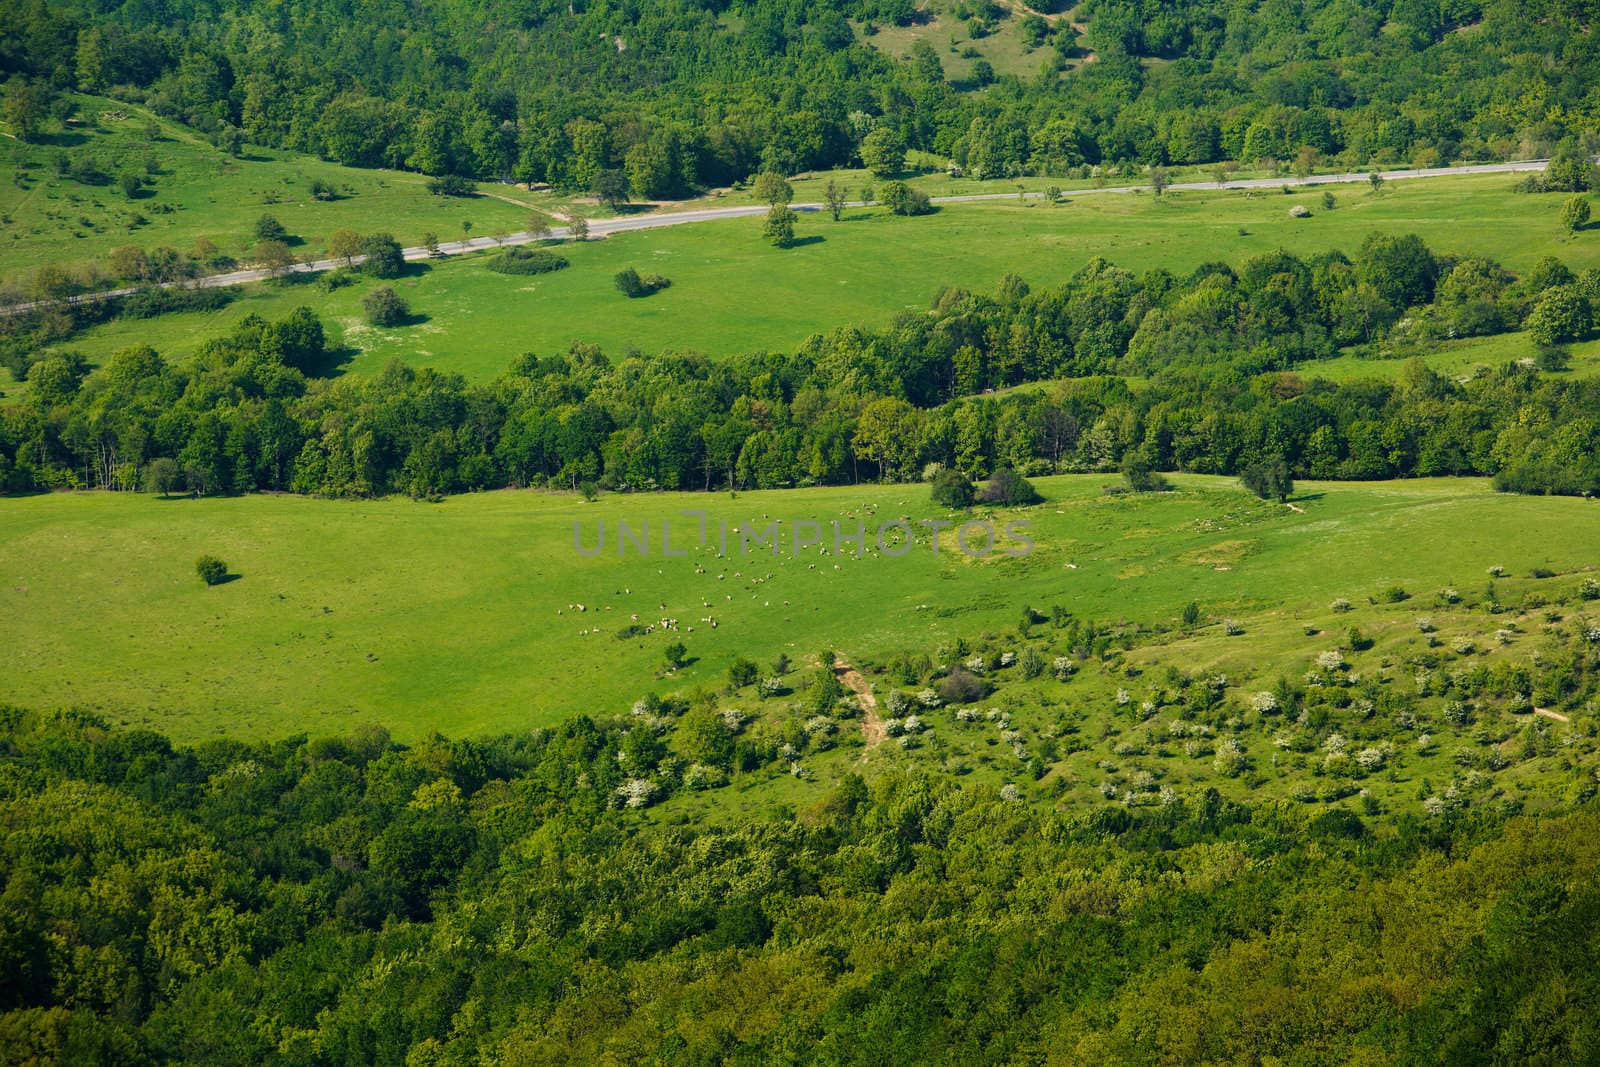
left=931, top=467, right=975, bottom=508
left=978, top=467, right=1042, bottom=506
left=487, top=248, right=569, bottom=275
left=426, top=175, right=475, bottom=197
left=362, top=286, right=410, bottom=326
left=615, top=268, right=671, bottom=298
left=936, top=666, right=988, bottom=705
left=195, top=555, right=229, bottom=586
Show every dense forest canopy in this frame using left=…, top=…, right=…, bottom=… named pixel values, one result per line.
left=1, top=703, right=1598, bottom=1063
left=3, top=0, right=1599, bottom=195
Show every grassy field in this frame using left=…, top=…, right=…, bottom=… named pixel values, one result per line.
left=3, top=475, right=1595, bottom=747
left=0, top=94, right=569, bottom=281
left=1305, top=333, right=1600, bottom=383
left=36, top=174, right=1600, bottom=382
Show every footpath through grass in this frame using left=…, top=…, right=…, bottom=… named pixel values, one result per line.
left=2, top=475, right=1595, bottom=740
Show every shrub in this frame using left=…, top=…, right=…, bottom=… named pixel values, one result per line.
left=936, top=667, right=987, bottom=704
left=487, top=248, right=569, bottom=275
left=195, top=555, right=229, bottom=586
left=979, top=467, right=1042, bottom=506
left=255, top=214, right=288, bottom=242
left=359, top=233, right=406, bottom=278
left=880, top=180, right=934, bottom=216
left=615, top=268, right=670, bottom=298
left=931, top=467, right=975, bottom=508
left=426, top=174, right=475, bottom=197
left=362, top=286, right=410, bottom=326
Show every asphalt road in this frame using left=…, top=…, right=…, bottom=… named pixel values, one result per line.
left=4, top=159, right=1554, bottom=314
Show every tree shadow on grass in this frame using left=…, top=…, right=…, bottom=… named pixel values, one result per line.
left=300, top=346, right=359, bottom=378
left=786, top=234, right=826, bottom=248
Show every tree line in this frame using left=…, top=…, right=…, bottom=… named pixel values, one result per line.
left=3, top=0, right=1598, bottom=200
left=4, top=234, right=1598, bottom=498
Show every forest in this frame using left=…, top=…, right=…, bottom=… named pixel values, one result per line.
left=3, top=234, right=1598, bottom=499
left=1, top=693, right=1598, bottom=1063
left=3, top=0, right=1599, bottom=201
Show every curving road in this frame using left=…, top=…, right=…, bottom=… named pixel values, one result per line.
left=3, top=159, right=1554, bottom=315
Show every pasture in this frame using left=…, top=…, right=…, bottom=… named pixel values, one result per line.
left=33, top=171, right=1600, bottom=383
left=3, top=474, right=1595, bottom=745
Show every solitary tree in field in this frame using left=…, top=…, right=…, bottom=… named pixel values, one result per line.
left=663, top=641, right=687, bottom=669
left=1563, top=196, right=1591, bottom=235
left=362, top=286, right=410, bottom=326
left=255, top=239, right=295, bottom=277
left=422, top=232, right=442, bottom=257
left=752, top=171, right=794, bottom=206
left=255, top=214, right=289, bottom=242
left=1241, top=456, right=1294, bottom=503
left=763, top=205, right=797, bottom=247
left=568, top=216, right=589, bottom=241
left=1367, top=171, right=1385, bottom=195
left=527, top=214, right=553, bottom=241
left=1149, top=166, right=1169, bottom=197
left=328, top=228, right=362, bottom=267
left=823, top=179, right=848, bottom=221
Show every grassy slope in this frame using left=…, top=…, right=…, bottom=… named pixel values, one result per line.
left=2, top=475, right=1595, bottom=746
left=0, top=94, right=567, bottom=280
left=39, top=175, right=1600, bottom=382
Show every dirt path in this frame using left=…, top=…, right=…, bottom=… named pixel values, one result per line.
left=1534, top=707, right=1570, bottom=723
left=1286, top=502, right=1305, bottom=514
left=835, top=661, right=885, bottom=748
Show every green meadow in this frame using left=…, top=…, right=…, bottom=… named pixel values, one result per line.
left=36, top=172, right=1600, bottom=382
left=0, top=94, right=564, bottom=280
left=3, top=474, right=1594, bottom=744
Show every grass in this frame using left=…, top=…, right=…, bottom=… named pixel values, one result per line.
left=36, top=174, right=1600, bottom=382
left=1303, top=333, right=1600, bottom=383
left=3, top=474, right=1596, bottom=744
left=0, top=93, right=568, bottom=282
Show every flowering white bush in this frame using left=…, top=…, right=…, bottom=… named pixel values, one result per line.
left=1000, top=783, right=1023, bottom=802
left=1323, top=733, right=1347, bottom=754
left=917, top=688, right=943, bottom=708
left=999, top=651, right=1017, bottom=667
left=805, top=716, right=836, bottom=735
left=1581, top=577, right=1600, bottom=600
left=1585, top=626, right=1600, bottom=644
left=883, top=718, right=904, bottom=737
left=615, top=778, right=660, bottom=809
left=779, top=741, right=799, bottom=760
left=1184, top=739, right=1209, bottom=759
left=759, top=677, right=784, bottom=697
left=1052, top=657, right=1076, bottom=680
left=885, top=689, right=910, bottom=714
left=1416, top=733, right=1433, bottom=751
left=1495, top=628, right=1514, bottom=645
left=1330, top=598, right=1352, bottom=613
left=1439, top=588, right=1461, bottom=603
left=683, top=763, right=727, bottom=790
left=1487, top=565, right=1504, bottom=577
left=1212, top=738, right=1245, bottom=776
left=965, top=655, right=988, bottom=674
left=1453, top=639, right=1476, bottom=655
left=1416, top=617, right=1435, bottom=633
left=1422, top=796, right=1447, bottom=816
left=1316, top=650, right=1346, bottom=671
left=1097, top=781, right=1119, bottom=798
left=1223, top=619, right=1243, bottom=635
left=721, top=708, right=747, bottom=731
left=955, top=708, right=980, bottom=722
left=903, top=714, right=925, bottom=734
left=1115, top=688, right=1132, bottom=706
left=1251, top=691, right=1279, bottom=714
left=1355, top=747, right=1386, bottom=771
